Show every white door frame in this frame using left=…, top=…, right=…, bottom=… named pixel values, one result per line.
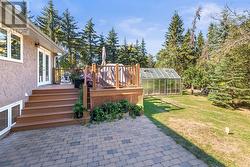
left=37, top=47, right=52, bottom=86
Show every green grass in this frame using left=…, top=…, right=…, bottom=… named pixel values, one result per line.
left=144, top=95, right=250, bottom=167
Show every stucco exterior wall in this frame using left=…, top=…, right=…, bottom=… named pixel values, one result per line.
left=0, top=37, right=38, bottom=108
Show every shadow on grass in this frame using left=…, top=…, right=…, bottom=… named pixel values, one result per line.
left=144, top=97, right=225, bottom=167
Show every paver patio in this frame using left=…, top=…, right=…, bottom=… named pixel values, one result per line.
left=0, top=116, right=207, bottom=167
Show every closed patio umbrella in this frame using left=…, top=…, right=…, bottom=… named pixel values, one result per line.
left=101, top=46, right=106, bottom=66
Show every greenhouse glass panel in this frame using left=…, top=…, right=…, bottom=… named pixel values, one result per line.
left=147, top=79, right=154, bottom=94
left=160, top=79, right=165, bottom=94
left=141, top=68, right=181, bottom=96
left=170, top=80, right=175, bottom=93
left=176, top=79, right=180, bottom=93
left=154, top=79, right=160, bottom=94
left=142, top=80, right=148, bottom=95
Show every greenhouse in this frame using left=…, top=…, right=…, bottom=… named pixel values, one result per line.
left=140, top=68, right=182, bottom=96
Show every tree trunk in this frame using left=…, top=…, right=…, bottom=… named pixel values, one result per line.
left=191, top=84, right=194, bottom=95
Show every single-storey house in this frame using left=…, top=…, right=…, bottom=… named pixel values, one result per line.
left=0, top=2, right=64, bottom=136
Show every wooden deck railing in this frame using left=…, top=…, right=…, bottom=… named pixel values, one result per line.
left=90, top=63, right=140, bottom=90
left=53, top=68, right=83, bottom=84
left=82, top=63, right=141, bottom=110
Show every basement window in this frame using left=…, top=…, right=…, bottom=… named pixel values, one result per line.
left=0, top=100, right=23, bottom=137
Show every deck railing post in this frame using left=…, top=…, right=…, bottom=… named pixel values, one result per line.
left=83, top=66, right=88, bottom=109
left=115, top=64, right=119, bottom=88
left=136, top=63, right=140, bottom=87
left=92, top=63, right=96, bottom=90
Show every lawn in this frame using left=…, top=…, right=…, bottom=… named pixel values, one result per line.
left=144, top=95, right=250, bottom=167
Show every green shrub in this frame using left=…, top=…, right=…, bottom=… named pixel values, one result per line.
left=73, top=100, right=83, bottom=118
left=129, top=104, right=143, bottom=118
left=91, top=100, right=143, bottom=123
left=119, top=100, right=131, bottom=113
left=91, top=107, right=105, bottom=122
left=73, top=87, right=84, bottom=118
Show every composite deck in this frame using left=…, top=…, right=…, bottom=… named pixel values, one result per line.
left=12, top=84, right=79, bottom=131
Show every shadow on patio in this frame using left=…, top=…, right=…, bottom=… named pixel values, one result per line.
left=144, top=97, right=225, bottom=167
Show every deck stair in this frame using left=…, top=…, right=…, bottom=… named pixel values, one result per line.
left=12, top=88, right=79, bottom=132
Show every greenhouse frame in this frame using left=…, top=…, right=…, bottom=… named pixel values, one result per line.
left=140, top=68, right=182, bottom=96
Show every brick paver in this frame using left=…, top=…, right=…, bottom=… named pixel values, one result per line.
left=0, top=116, right=207, bottom=167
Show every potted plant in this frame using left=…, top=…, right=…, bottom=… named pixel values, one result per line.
left=83, top=107, right=90, bottom=124
left=70, top=70, right=84, bottom=88
left=73, top=100, right=83, bottom=118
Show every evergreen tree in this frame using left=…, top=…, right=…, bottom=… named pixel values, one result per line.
left=209, top=45, right=250, bottom=108
left=218, top=8, right=230, bottom=44
left=59, top=9, right=79, bottom=67
left=36, top=0, right=60, bottom=42
left=190, top=6, right=202, bottom=47
left=139, top=38, right=148, bottom=67
left=146, top=54, right=155, bottom=68
left=106, top=28, right=119, bottom=63
left=141, top=38, right=147, bottom=57
left=180, top=30, right=196, bottom=72
left=156, top=12, right=184, bottom=74
left=209, top=11, right=250, bottom=108
left=117, top=38, right=129, bottom=64
left=164, top=12, right=184, bottom=47
left=81, top=19, right=99, bottom=65
left=197, top=31, right=205, bottom=57
left=207, top=23, right=221, bottom=54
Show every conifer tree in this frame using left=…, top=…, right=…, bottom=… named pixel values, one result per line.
left=146, top=54, right=155, bottom=68
left=208, top=10, right=250, bottom=108
left=139, top=38, right=148, bottom=67
left=197, top=31, right=205, bottom=57
left=59, top=9, right=79, bottom=67
left=141, top=38, right=147, bottom=57
left=36, top=0, right=60, bottom=42
left=117, top=38, right=129, bottom=64
left=190, top=6, right=202, bottom=47
left=207, top=23, right=221, bottom=54
left=81, top=19, right=99, bottom=65
left=156, top=12, right=184, bottom=73
left=106, top=28, right=119, bottom=63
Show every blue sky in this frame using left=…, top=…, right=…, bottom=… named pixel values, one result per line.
left=28, top=0, right=249, bottom=55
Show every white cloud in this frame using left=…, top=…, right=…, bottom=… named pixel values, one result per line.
left=98, top=19, right=108, bottom=26
left=198, top=3, right=222, bottom=29
left=117, top=17, right=166, bottom=55
left=180, top=2, right=223, bottom=33
left=118, top=17, right=145, bottom=37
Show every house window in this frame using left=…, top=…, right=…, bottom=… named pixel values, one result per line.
left=0, top=110, right=8, bottom=131
left=0, top=28, right=7, bottom=58
left=11, top=105, right=20, bottom=124
left=11, top=34, right=21, bottom=60
left=0, top=27, right=23, bottom=63
left=0, top=101, right=23, bottom=136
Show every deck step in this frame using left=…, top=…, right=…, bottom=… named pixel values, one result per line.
left=29, top=92, right=78, bottom=101
left=23, top=104, right=74, bottom=114
left=25, top=98, right=77, bottom=107
left=12, top=118, right=79, bottom=132
left=32, top=88, right=79, bottom=94
left=12, top=87, right=79, bottom=132
left=16, top=111, right=74, bottom=123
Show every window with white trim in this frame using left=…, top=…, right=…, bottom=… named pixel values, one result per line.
left=0, top=101, right=23, bottom=136
left=0, top=27, right=23, bottom=63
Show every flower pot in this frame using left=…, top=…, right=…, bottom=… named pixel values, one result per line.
left=74, top=79, right=83, bottom=88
